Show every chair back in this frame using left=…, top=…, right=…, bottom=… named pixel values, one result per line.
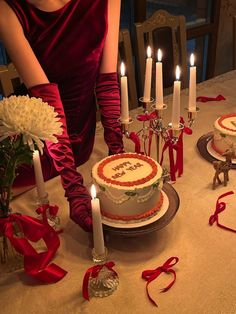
left=119, top=29, right=138, bottom=109
left=0, top=62, right=22, bottom=96
left=233, top=15, right=236, bottom=69
left=135, top=10, right=188, bottom=96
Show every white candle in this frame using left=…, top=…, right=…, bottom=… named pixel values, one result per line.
left=172, top=65, right=181, bottom=130
left=33, top=150, right=47, bottom=199
left=143, top=46, right=153, bottom=102
left=120, top=62, right=129, bottom=123
left=188, top=53, right=196, bottom=112
left=155, top=49, right=164, bottom=108
left=91, top=184, right=105, bottom=256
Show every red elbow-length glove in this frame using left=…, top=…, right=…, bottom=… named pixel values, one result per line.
left=96, top=72, right=124, bottom=155
left=28, top=83, right=92, bottom=232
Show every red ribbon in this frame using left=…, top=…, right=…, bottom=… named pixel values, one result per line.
left=82, top=261, right=118, bottom=301
left=209, top=191, right=236, bottom=233
left=142, top=257, right=179, bottom=307
left=148, top=129, right=154, bottom=156
left=160, top=118, right=192, bottom=181
left=0, top=213, right=67, bottom=283
left=129, top=132, right=141, bottom=153
left=160, top=136, right=177, bottom=181
left=137, top=111, right=157, bottom=122
left=196, top=94, right=226, bottom=102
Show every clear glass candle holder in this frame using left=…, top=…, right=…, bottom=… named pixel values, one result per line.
left=88, top=247, right=119, bottom=298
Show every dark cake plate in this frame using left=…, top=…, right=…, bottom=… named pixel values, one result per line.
left=102, top=182, right=179, bottom=236
left=196, top=132, right=236, bottom=169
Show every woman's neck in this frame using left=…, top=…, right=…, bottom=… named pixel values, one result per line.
left=27, top=0, right=72, bottom=12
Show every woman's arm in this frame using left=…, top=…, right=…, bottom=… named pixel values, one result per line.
left=0, top=0, right=48, bottom=87
left=99, top=0, right=121, bottom=74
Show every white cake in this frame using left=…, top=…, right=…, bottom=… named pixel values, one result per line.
left=91, top=153, right=163, bottom=222
left=212, top=114, right=236, bottom=157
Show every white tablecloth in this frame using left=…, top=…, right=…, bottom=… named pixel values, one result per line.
left=1, top=71, right=236, bottom=314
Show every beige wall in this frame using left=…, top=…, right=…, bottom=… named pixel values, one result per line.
left=215, top=0, right=236, bottom=75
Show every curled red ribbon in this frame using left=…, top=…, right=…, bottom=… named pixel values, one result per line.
left=196, top=94, right=226, bottom=102
left=0, top=213, right=67, bottom=283
left=142, top=257, right=179, bottom=307
left=209, top=191, right=236, bottom=233
left=82, top=261, right=118, bottom=301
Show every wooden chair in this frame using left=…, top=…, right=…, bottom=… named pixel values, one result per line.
left=233, top=15, right=236, bottom=69
left=0, top=62, right=22, bottom=96
left=118, top=28, right=138, bottom=109
left=96, top=28, right=137, bottom=121
left=135, top=10, right=188, bottom=96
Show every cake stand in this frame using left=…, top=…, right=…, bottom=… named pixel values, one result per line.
left=197, top=132, right=236, bottom=169
left=102, top=182, right=179, bottom=237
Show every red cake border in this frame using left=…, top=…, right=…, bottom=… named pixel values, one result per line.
left=218, top=114, right=236, bottom=132
left=101, top=192, right=164, bottom=222
left=97, top=153, right=158, bottom=187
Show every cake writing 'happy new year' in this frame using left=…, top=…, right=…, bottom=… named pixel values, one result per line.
left=92, top=153, right=163, bottom=223
left=212, top=113, right=236, bottom=157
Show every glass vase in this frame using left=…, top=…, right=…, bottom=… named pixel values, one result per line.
left=0, top=232, right=23, bottom=273
left=0, top=188, right=23, bottom=273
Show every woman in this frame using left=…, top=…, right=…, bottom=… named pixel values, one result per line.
left=0, top=0, right=124, bottom=232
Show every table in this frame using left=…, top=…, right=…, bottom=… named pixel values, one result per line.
left=2, top=70, right=236, bottom=314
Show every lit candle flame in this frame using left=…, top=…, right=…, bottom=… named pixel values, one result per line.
left=176, top=65, right=181, bottom=80
left=147, top=46, right=152, bottom=58
left=157, top=49, right=162, bottom=62
left=91, top=184, right=96, bottom=199
left=120, top=62, right=126, bottom=76
left=190, top=53, right=195, bottom=67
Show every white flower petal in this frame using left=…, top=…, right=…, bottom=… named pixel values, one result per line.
left=0, top=95, right=63, bottom=149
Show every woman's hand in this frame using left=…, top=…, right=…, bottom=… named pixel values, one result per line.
left=69, top=186, right=93, bottom=233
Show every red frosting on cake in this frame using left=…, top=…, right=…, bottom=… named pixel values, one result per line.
left=218, top=114, right=236, bottom=132
left=101, top=192, right=164, bottom=221
left=97, top=153, right=158, bottom=187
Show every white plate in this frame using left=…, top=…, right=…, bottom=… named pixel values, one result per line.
left=206, top=139, right=236, bottom=164
left=101, top=191, right=169, bottom=229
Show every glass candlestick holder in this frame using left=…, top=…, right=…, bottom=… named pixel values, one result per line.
left=151, top=103, right=168, bottom=120
left=35, top=193, right=61, bottom=231
left=139, top=97, right=154, bottom=112
left=185, top=107, right=200, bottom=127
left=88, top=247, right=119, bottom=298
left=119, top=117, right=133, bottom=138
left=36, top=192, right=49, bottom=207
left=168, top=122, right=184, bottom=143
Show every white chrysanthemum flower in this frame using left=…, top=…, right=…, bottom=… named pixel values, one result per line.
left=0, top=95, right=62, bottom=153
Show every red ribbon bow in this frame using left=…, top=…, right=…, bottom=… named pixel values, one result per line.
left=36, top=204, right=59, bottom=223
left=0, top=213, right=67, bottom=283
left=82, top=261, right=118, bottom=301
left=196, top=94, right=226, bottom=102
left=142, top=257, right=179, bottom=307
left=209, top=191, right=236, bottom=233
left=137, top=111, right=157, bottom=122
